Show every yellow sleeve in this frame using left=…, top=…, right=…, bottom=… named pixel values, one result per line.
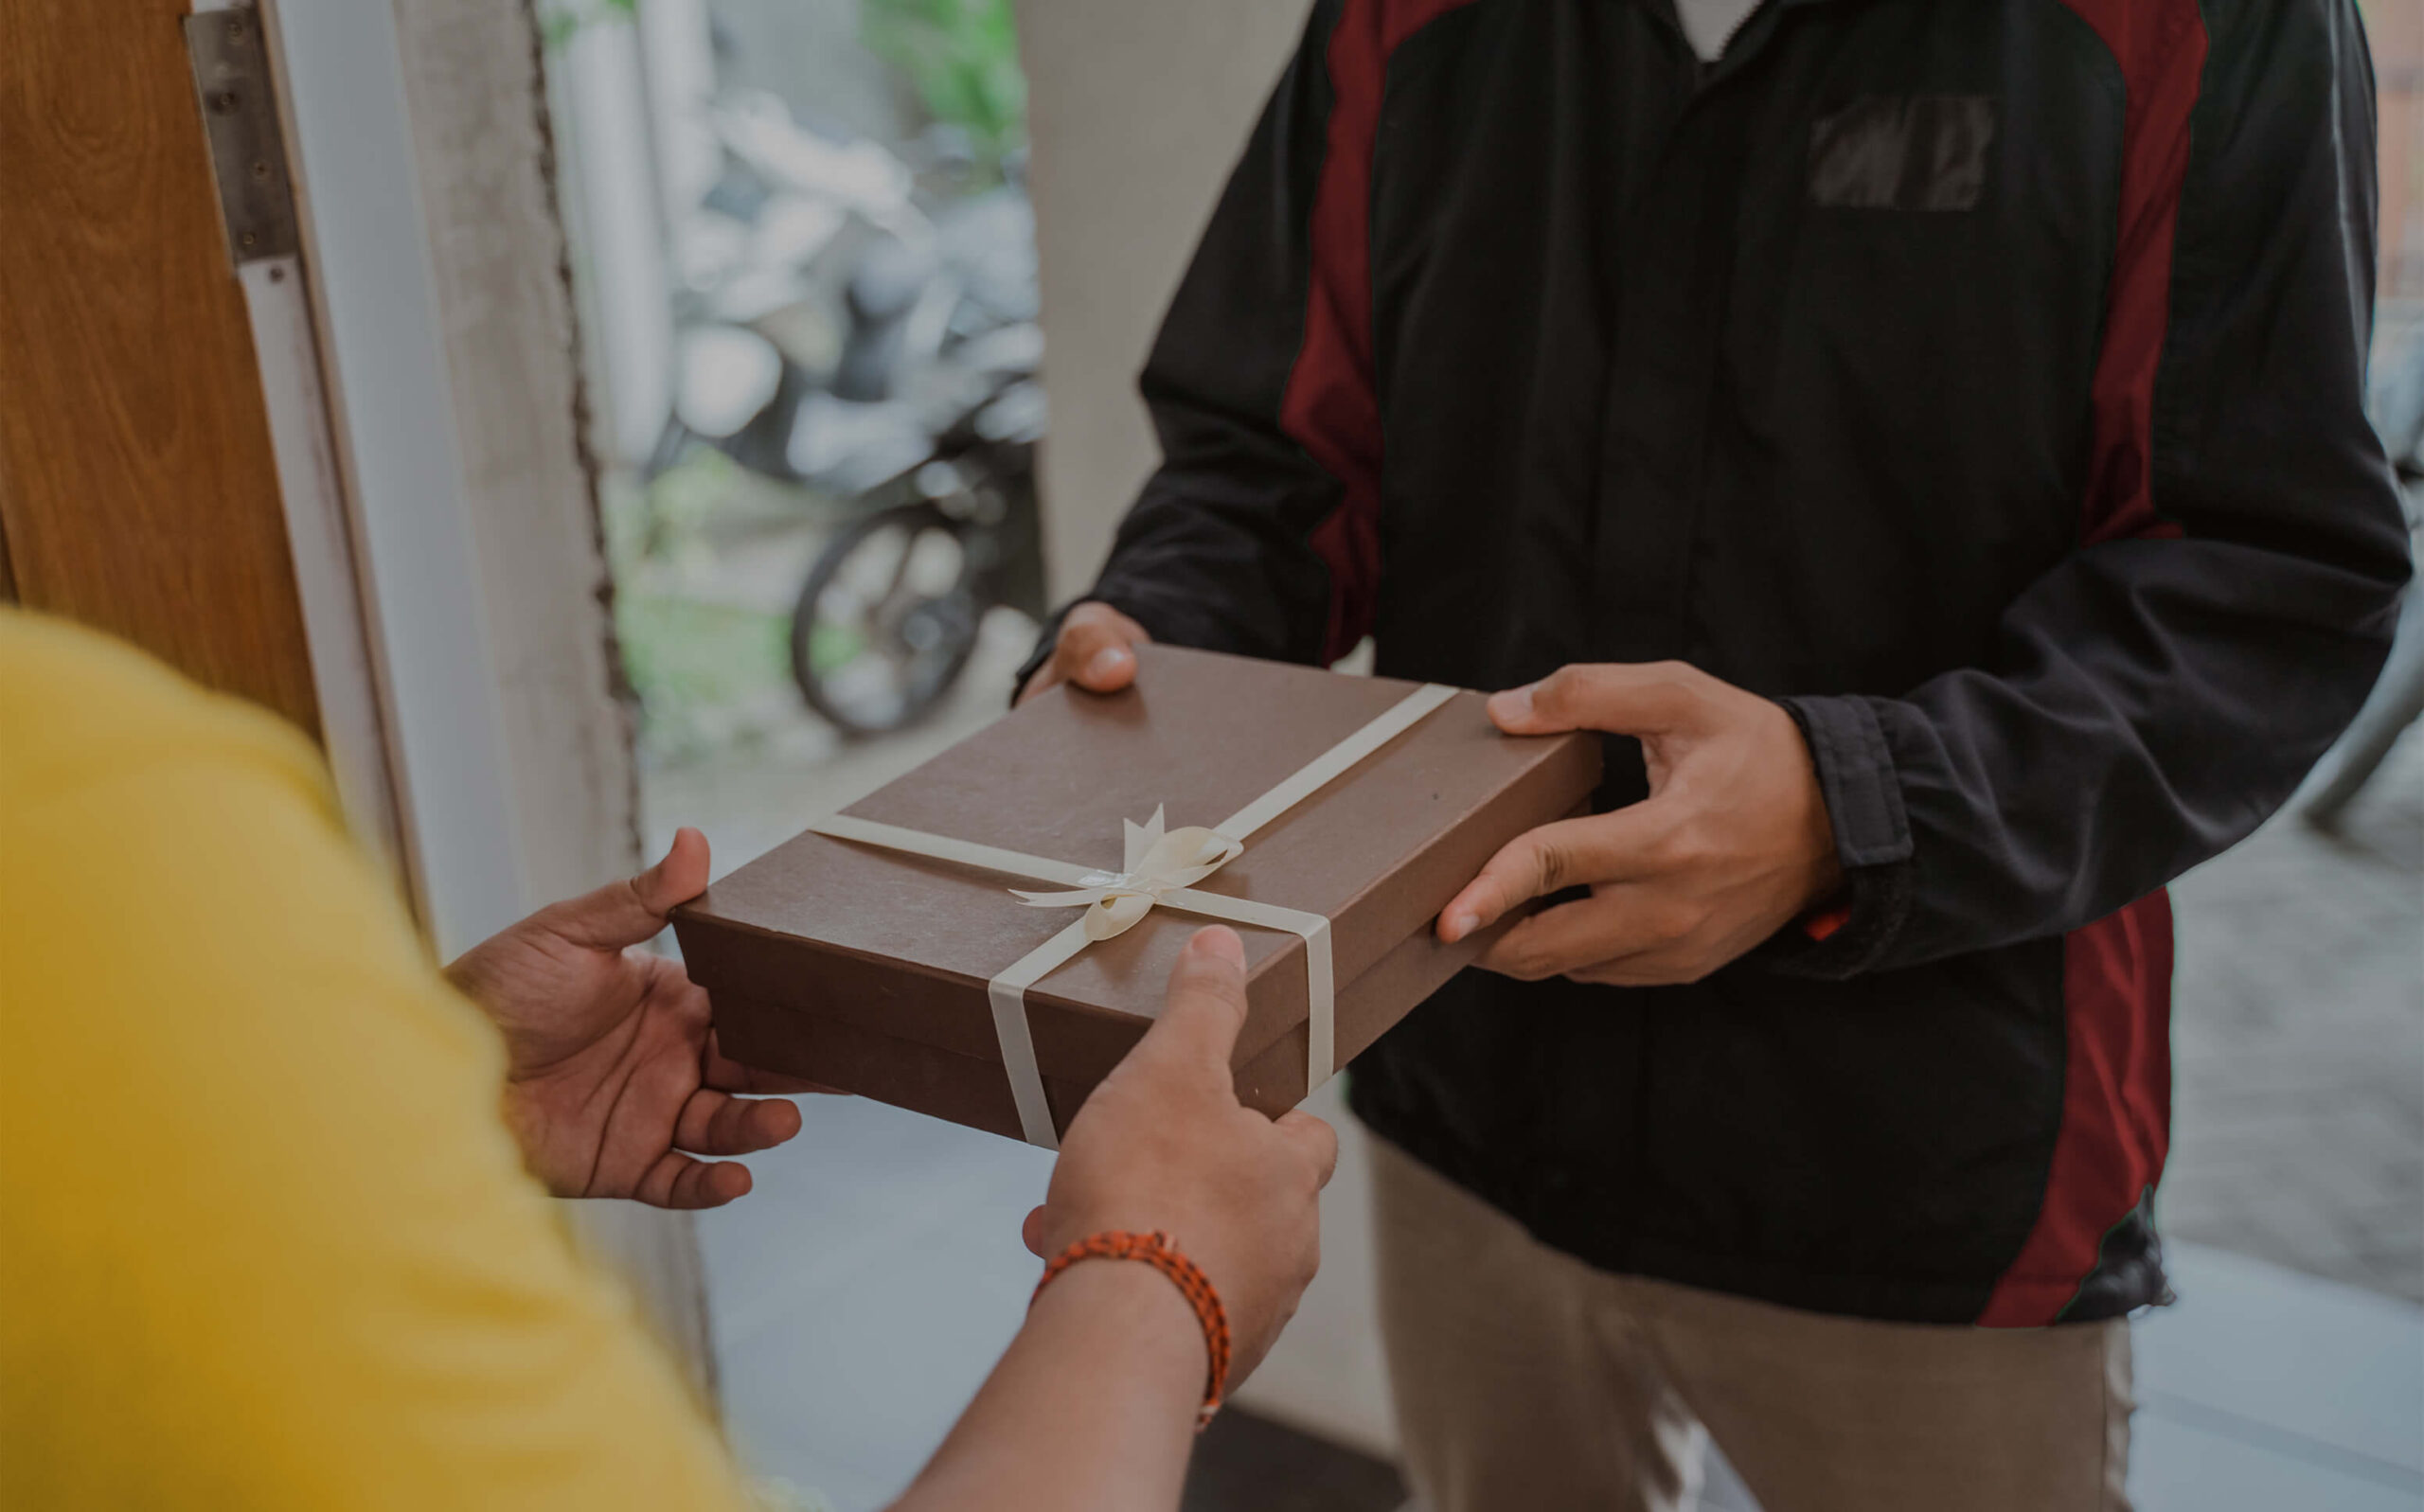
left=0, top=612, right=754, bottom=1512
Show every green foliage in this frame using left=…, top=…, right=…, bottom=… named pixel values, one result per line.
left=860, top=0, right=1029, bottom=168
left=615, top=590, right=793, bottom=756
left=604, top=452, right=795, bottom=759
left=539, top=0, right=636, bottom=52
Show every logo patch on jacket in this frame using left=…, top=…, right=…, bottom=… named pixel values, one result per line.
left=1808, top=95, right=1997, bottom=211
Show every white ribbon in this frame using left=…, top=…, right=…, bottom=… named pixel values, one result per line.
left=812, top=681, right=1458, bottom=1147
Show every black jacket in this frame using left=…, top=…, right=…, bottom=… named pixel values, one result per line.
left=1025, top=0, right=2412, bottom=1324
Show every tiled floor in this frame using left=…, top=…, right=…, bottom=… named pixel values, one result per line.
left=2132, top=1247, right=2424, bottom=1508
left=704, top=1095, right=1050, bottom=1511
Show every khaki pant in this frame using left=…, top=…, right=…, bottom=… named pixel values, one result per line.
left=1369, top=1136, right=2133, bottom=1512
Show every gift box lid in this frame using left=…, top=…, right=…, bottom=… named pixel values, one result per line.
left=673, top=645, right=1601, bottom=1086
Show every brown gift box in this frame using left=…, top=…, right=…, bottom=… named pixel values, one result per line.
left=671, top=645, right=1601, bottom=1143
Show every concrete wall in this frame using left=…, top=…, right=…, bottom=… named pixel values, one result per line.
left=388, top=0, right=641, bottom=911
left=1015, top=0, right=1313, bottom=602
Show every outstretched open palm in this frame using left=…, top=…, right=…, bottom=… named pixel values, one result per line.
left=446, top=828, right=809, bottom=1209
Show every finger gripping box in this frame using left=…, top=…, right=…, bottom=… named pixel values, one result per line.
left=671, top=645, right=1600, bottom=1143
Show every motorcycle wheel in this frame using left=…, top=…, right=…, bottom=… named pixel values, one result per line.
left=791, top=500, right=987, bottom=736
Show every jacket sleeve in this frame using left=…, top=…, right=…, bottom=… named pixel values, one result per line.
left=1019, top=1, right=1355, bottom=683
left=1772, top=0, right=2414, bottom=978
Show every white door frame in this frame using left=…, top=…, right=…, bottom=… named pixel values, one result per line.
left=253, top=0, right=527, bottom=954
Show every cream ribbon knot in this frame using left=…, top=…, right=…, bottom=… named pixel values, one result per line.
left=1009, top=807, right=1244, bottom=941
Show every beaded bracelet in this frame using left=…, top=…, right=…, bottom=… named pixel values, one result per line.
left=1032, top=1229, right=1232, bottom=1427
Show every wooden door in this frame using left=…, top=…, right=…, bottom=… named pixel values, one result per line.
left=0, top=0, right=320, bottom=735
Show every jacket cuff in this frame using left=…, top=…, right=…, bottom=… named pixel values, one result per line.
left=1756, top=695, right=1916, bottom=979
left=1779, top=694, right=1912, bottom=869
left=1756, top=863, right=1914, bottom=980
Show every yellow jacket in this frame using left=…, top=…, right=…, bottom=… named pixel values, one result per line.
left=0, top=610, right=748, bottom=1510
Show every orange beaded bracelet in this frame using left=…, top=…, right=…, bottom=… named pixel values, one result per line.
left=1032, top=1229, right=1232, bottom=1427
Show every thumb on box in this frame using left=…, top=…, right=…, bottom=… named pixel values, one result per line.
left=1127, top=927, right=1250, bottom=1086
left=539, top=827, right=711, bottom=950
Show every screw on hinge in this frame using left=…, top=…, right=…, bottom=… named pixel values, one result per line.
left=211, top=90, right=241, bottom=115
left=251, top=159, right=271, bottom=182
left=225, top=16, right=246, bottom=41
left=239, top=231, right=258, bottom=250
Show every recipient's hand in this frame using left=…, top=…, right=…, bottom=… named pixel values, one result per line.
left=446, top=828, right=809, bottom=1208
left=1025, top=927, right=1337, bottom=1387
left=1017, top=601, right=1150, bottom=704
left=1438, top=663, right=1843, bottom=987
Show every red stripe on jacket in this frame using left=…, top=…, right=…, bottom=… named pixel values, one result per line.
left=2074, top=0, right=2208, bottom=546
left=1284, top=0, right=1479, bottom=665
left=1980, top=891, right=2176, bottom=1325
left=1978, top=0, right=2204, bottom=1327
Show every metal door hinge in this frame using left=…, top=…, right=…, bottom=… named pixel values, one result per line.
left=184, top=6, right=299, bottom=267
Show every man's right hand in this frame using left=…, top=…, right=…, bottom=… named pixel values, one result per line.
left=1017, top=602, right=1151, bottom=705
left=1024, top=926, right=1337, bottom=1388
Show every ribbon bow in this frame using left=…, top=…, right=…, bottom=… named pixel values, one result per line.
left=1008, top=806, right=1245, bottom=940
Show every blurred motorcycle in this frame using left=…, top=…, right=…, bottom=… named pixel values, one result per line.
left=650, top=88, right=1046, bottom=735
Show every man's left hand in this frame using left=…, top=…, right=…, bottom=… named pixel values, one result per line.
left=1437, top=663, right=1844, bottom=987
left=447, top=828, right=811, bottom=1209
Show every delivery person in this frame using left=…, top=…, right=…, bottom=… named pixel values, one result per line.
left=1018, top=0, right=2414, bottom=1506
left=2, top=607, right=1334, bottom=1512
